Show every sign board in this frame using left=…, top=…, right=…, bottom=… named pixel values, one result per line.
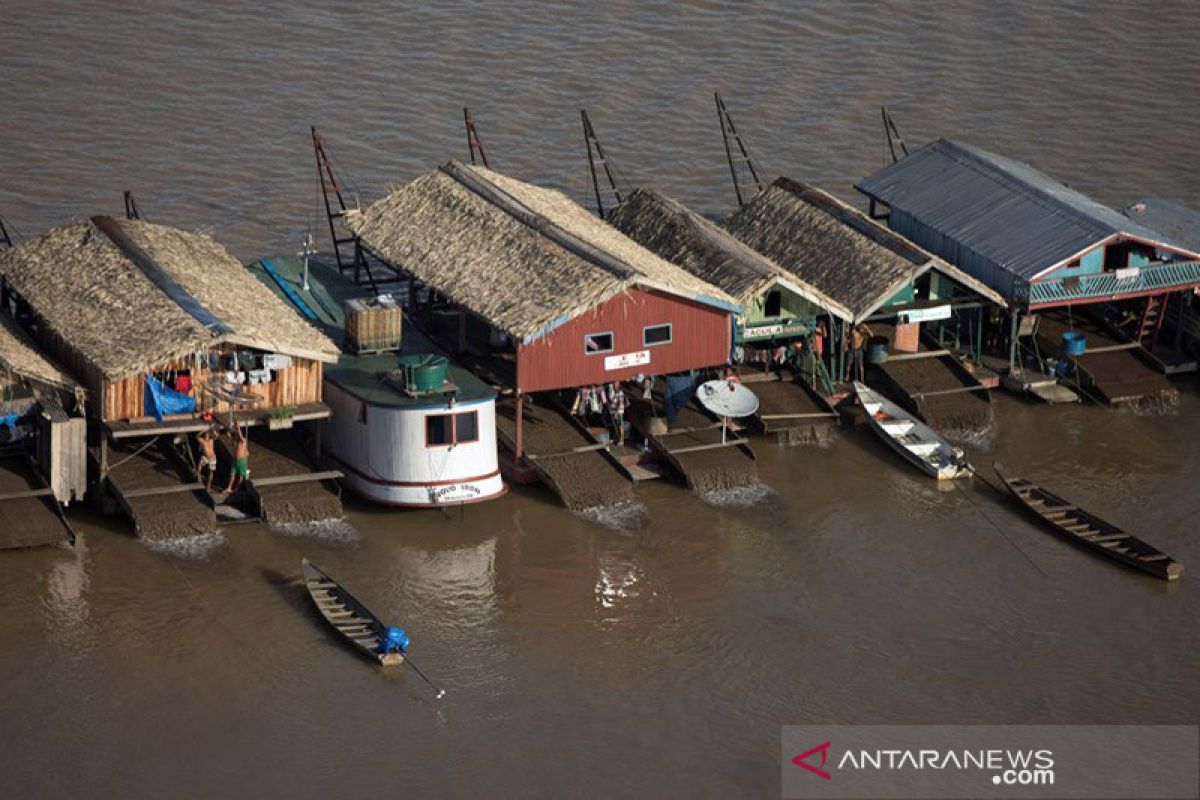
left=604, top=350, right=650, bottom=371
left=900, top=305, right=951, bottom=324
left=1114, top=266, right=1141, bottom=281
left=740, top=319, right=812, bottom=342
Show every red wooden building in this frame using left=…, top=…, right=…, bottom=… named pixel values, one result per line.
left=346, top=160, right=740, bottom=457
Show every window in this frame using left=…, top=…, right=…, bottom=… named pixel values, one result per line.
left=425, top=411, right=479, bottom=447
left=584, top=331, right=614, bottom=354
left=763, top=290, right=782, bottom=318
left=643, top=323, right=672, bottom=347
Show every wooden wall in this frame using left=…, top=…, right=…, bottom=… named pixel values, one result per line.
left=516, top=289, right=732, bottom=394
left=101, top=351, right=324, bottom=422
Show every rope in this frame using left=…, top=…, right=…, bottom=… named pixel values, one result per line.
left=957, top=473, right=1048, bottom=578
left=106, top=436, right=161, bottom=473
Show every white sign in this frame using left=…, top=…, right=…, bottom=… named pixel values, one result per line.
left=1115, top=266, right=1141, bottom=281
left=900, top=305, right=952, bottom=323
left=604, top=350, right=651, bottom=371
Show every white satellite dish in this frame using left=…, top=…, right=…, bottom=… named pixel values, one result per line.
left=697, top=379, right=760, bottom=418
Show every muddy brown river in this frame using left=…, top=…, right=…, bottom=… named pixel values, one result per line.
left=2, top=2, right=1198, bottom=797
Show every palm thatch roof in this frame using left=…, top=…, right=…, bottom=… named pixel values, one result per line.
left=345, top=161, right=740, bottom=343
left=0, top=314, right=79, bottom=392
left=606, top=188, right=853, bottom=321
left=725, top=178, right=1006, bottom=322
left=0, top=218, right=338, bottom=381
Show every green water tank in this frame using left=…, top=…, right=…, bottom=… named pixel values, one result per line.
left=397, top=354, right=448, bottom=392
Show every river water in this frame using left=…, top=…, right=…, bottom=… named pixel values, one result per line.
left=2, top=2, right=1198, bottom=797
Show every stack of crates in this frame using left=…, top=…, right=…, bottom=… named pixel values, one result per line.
left=344, top=294, right=403, bottom=354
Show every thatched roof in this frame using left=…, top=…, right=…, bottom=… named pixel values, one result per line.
left=0, top=218, right=339, bottom=381
left=725, top=178, right=1005, bottom=321
left=0, top=314, right=79, bottom=392
left=606, top=188, right=852, bottom=321
left=346, top=161, right=740, bottom=343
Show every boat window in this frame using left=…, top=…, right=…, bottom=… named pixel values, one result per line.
left=643, top=323, right=672, bottom=347
left=763, top=290, right=782, bottom=317
left=584, top=331, right=614, bottom=354
left=455, top=411, right=479, bottom=443
left=426, top=414, right=453, bottom=446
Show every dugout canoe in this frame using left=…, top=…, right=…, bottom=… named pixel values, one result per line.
left=302, top=558, right=405, bottom=665
left=994, top=466, right=1182, bottom=581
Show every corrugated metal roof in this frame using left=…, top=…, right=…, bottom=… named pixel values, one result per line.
left=856, top=139, right=1197, bottom=281
left=1124, top=197, right=1200, bottom=256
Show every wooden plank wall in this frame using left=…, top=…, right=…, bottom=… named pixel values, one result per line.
left=101, top=350, right=324, bottom=422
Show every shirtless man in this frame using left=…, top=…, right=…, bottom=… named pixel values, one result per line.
left=223, top=422, right=250, bottom=495
left=849, top=323, right=874, bottom=382
left=195, top=428, right=218, bottom=492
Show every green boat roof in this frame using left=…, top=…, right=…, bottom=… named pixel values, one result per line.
left=246, top=255, right=495, bottom=409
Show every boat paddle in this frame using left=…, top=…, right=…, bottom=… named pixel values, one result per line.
left=404, top=655, right=446, bottom=700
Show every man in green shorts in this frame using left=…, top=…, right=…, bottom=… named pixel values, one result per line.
left=223, top=421, right=251, bottom=495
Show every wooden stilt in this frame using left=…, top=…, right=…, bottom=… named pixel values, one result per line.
left=514, top=393, right=524, bottom=460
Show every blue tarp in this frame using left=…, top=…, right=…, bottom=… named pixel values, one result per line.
left=663, top=372, right=696, bottom=424
left=0, top=414, right=18, bottom=430
left=144, top=376, right=196, bottom=423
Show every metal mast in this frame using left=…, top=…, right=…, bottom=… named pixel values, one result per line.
left=715, top=92, right=763, bottom=207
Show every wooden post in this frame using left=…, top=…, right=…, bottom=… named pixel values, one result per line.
left=1008, top=312, right=1020, bottom=370
left=514, top=393, right=524, bottom=460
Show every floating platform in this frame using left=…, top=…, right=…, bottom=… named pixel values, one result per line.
left=0, top=454, right=74, bottom=548
left=1036, top=313, right=1178, bottom=408
left=737, top=369, right=839, bottom=444
left=875, top=350, right=992, bottom=434
left=102, top=438, right=215, bottom=540
left=1000, top=367, right=1080, bottom=404
left=494, top=396, right=634, bottom=511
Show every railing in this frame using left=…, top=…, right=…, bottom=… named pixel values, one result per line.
left=1015, top=260, right=1200, bottom=306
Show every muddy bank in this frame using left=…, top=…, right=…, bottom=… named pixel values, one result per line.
left=879, top=356, right=992, bottom=433
left=496, top=397, right=634, bottom=510
left=657, top=404, right=759, bottom=493
left=747, top=378, right=836, bottom=444
left=244, top=431, right=342, bottom=525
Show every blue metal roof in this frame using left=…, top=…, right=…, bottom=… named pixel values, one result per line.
left=856, top=139, right=1196, bottom=281
left=1124, top=197, right=1200, bottom=256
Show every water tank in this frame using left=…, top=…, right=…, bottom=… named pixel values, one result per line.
left=1060, top=331, right=1086, bottom=357
left=865, top=337, right=890, bottom=365
left=397, top=354, right=449, bottom=393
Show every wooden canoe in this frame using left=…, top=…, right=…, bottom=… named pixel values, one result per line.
left=994, top=466, right=1182, bottom=581
left=302, top=559, right=405, bottom=665
left=854, top=382, right=973, bottom=480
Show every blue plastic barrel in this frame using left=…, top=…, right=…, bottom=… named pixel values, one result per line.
left=1061, top=331, right=1086, bottom=357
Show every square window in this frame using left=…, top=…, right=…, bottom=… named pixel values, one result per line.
left=584, top=332, right=614, bottom=354
left=643, top=323, right=672, bottom=347
left=455, top=411, right=479, bottom=443
left=426, top=414, right=453, bottom=446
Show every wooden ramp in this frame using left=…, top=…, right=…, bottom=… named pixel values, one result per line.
left=0, top=454, right=73, bottom=548
left=1036, top=313, right=1178, bottom=407
left=494, top=396, right=634, bottom=511
left=737, top=370, right=839, bottom=443
left=104, top=439, right=215, bottom=540
left=218, top=430, right=342, bottom=525
left=647, top=402, right=758, bottom=494
left=876, top=351, right=992, bottom=433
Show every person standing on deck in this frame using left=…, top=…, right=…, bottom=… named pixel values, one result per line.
left=849, top=323, right=873, bottom=382
left=223, top=421, right=250, bottom=495
left=606, top=383, right=628, bottom=447
left=195, top=427, right=218, bottom=493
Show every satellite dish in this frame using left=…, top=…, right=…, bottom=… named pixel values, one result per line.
left=696, top=379, right=759, bottom=418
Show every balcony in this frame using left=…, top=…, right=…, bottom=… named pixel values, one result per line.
left=1016, top=261, right=1200, bottom=307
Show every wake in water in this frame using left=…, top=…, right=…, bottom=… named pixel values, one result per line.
left=698, top=482, right=779, bottom=509
left=144, top=531, right=227, bottom=558
left=268, top=517, right=359, bottom=542
left=575, top=500, right=649, bottom=532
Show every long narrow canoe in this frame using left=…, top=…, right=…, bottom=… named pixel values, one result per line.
left=302, top=559, right=405, bottom=665
left=994, top=466, right=1182, bottom=581
left=854, top=382, right=973, bottom=480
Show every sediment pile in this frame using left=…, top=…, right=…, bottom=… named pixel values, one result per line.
left=748, top=378, right=835, bottom=444
left=107, top=440, right=215, bottom=540
left=880, top=357, right=992, bottom=434
left=245, top=431, right=342, bottom=525
left=660, top=405, right=759, bottom=492
left=495, top=398, right=634, bottom=511
left=0, top=458, right=70, bottom=548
